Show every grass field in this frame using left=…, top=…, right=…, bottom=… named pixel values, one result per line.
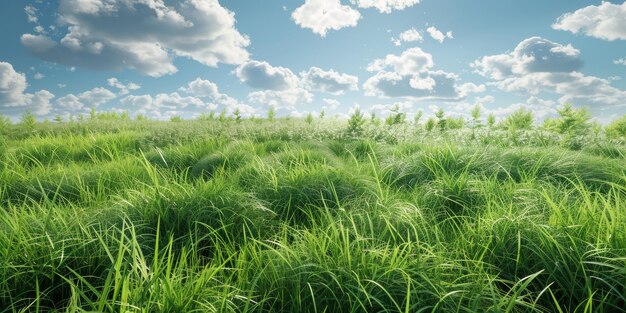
left=1, top=111, right=625, bottom=312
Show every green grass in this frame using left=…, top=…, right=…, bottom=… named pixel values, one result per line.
left=0, top=118, right=625, bottom=312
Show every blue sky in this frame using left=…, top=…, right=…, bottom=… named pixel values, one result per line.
left=1, top=0, right=625, bottom=123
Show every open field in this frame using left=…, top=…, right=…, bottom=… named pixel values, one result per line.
left=1, top=114, right=625, bottom=312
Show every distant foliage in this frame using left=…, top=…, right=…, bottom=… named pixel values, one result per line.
left=0, top=114, right=11, bottom=129
left=502, top=108, right=533, bottom=130
left=606, top=114, right=626, bottom=140
left=385, top=104, right=406, bottom=126
left=346, top=108, right=366, bottom=137
left=425, top=117, right=436, bottom=132
left=305, top=112, right=314, bottom=125
left=268, top=106, right=276, bottom=121
left=435, top=108, right=447, bottom=132
left=20, top=111, right=36, bottom=128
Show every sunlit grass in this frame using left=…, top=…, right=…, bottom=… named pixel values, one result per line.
left=0, top=118, right=625, bottom=312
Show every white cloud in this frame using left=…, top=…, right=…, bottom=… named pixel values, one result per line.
left=364, top=70, right=482, bottom=100
left=107, top=77, right=140, bottom=95
left=120, top=95, right=153, bottom=110
left=367, top=47, right=434, bottom=75
left=119, top=78, right=255, bottom=119
left=615, top=58, right=626, bottom=65
left=248, top=88, right=313, bottom=109
left=322, top=98, right=340, bottom=110
left=0, top=61, right=54, bottom=116
left=392, top=28, right=423, bottom=46
left=473, top=37, right=626, bottom=107
left=292, top=0, right=361, bottom=37
left=21, top=0, right=250, bottom=77
left=301, top=67, right=358, bottom=95
left=350, top=0, right=420, bottom=14
left=0, top=62, right=29, bottom=104
left=526, top=96, right=555, bottom=107
left=181, top=78, right=245, bottom=111
left=364, top=47, right=483, bottom=101
left=235, top=60, right=299, bottom=91
left=475, top=95, right=495, bottom=104
left=56, top=87, right=117, bottom=110
left=552, top=1, right=626, bottom=41
left=24, top=5, right=38, bottom=23
left=426, top=26, right=453, bottom=43
left=369, top=101, right=413, bottom=117
left=472, top=37, right=582, bottom=80
left=30, top=90, right=55, bottom=115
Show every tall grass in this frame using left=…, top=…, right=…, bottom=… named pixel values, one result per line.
left=0, top=118, right=624, bottom=312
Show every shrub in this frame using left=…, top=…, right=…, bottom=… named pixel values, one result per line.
left=606, top=114, right=626, bottom=140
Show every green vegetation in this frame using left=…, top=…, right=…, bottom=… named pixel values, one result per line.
left=1, top=108, right=625, bottom=312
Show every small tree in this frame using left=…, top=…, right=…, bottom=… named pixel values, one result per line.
left=385, top=104, right=406, bottom=126
left=234, top=108, right=242, bottom=123
left=555, top=103, right=591, bottom=136
left=89, top=107, right=97, bottom=121
left=267, top=105, right=276, bottom=121
left=606, top=114, right=626, bottom=140
left=487, top=113, right=496, bottom=129
left=435, top=108, right=447, bottom=132
left=503, top=108, right=533, bottom=130
left=0, top=114, right=12, bottom=128
left=447, top=117, right=465, bottom=130
left=413, top=110, right=423, bottom=125
left=305, top=112, right=314, bottom=125
left=54, top=115, right=63, bottom=123
left=425, top=117, right=435, bottom=132
left=319, top=109, right=325, bottom=119
left=346, top=108, right=366, bottom=137
left=20, top=111, right=37, bottom=128
left=470, top=104, right=482, bottom=138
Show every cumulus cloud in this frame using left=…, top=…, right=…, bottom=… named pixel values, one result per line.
left=472, top=37, right=583, bottom=80
left=21, top=0, right=250, bottom=77
left=426, top=26, right=453, bottom=43
left=292, top=0, right=361, bottom=37
left=350, top=0, right=420, bottom=14
left=56, top=87, right=117, bottom=110
left=24, top=5, right=38, bottom=23
left=0, top=61, right=54, bottom=116
left=552, top=1, right=626, bottom=41
left=473, top=37, right=626, bottom=107
left=392, top=28, right=423, bottom=46
left=475, top=95, right=495, bottom=104
left=615, top=58, right=626, bottom=65
left=301, top=67, right=358, bottom=95
left=120, top=78, right=255, bottom=119
left=248, top=88, right=313, bottom=109
left=0, top=62, right=29, bottom=105
left=322, top=98, right=340, bottom=110
left=364, top=70, right=482, bottom=100
left=181, top=78, right=245, bottom=111
left=367, top=47, right=434, bottom=75
left=369, top=101, right=413, bottom=117
left=107, top=77, right=140, bottom=95
left=236, top=60, right=299, bottom=91
left=364, top=47, right=483, bottom=101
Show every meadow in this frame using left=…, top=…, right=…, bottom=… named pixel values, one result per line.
left=0, top=107, right=625, bottom=312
